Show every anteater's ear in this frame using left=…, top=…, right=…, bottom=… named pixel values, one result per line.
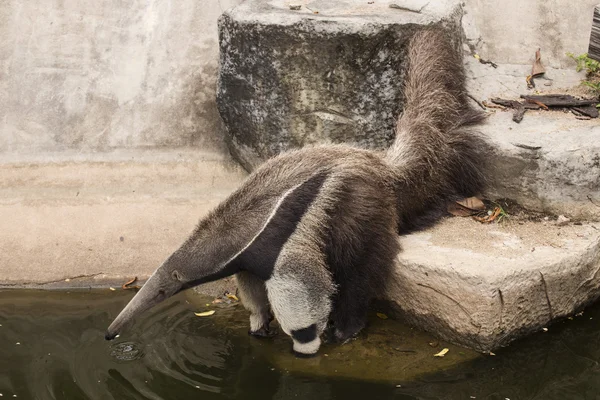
left=227, top=172, right=329, bottom=280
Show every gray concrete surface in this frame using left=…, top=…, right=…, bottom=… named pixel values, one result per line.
left=0, top=150, right=247, bottom=288
left=386, top=217, right=600, bottom=351
left=217, top=0, right=464, bottom=170
left=0, top=0, right=242, bottom=155
left=463, top=0, right=598, bottom=68
left=484, top=111, right=600, bottom=221
left=465, top=53, right=588, bottom=101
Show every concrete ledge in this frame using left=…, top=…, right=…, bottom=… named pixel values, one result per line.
left=484, top=111, right=600, bottom=221
left=0, top=149, right=247, bottom=288
left=386, top=217, right=600, bottom=352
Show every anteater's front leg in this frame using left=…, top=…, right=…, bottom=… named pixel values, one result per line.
left=236, top=271, right=276, bottom=338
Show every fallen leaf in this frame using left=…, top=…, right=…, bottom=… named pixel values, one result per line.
left=473, top=207, right=502, bottom=223
left=109, top=287, right=116, bottom=291
left=526, top=74, right=535, bottom=89
left=376, top=312, right=389, bottom=320
left=532, top=48, right=546, bottom=77
left=194, top=310, right=216, bottom=317
left=447, top=202, right=477, bottom=217
left=456, top=197, right=486, bottom=211
left=226, top=293, right=239, bottom=301
left=434, top=348, right=449, bottom=357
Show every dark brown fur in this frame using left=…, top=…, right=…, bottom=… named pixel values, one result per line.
left=386, top=29, right=488, bottom=231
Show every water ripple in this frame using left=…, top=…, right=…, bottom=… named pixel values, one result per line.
left=109, top=341, right=144, bottom=362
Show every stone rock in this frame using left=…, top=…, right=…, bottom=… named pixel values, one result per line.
left=483, top=111, right=600, bottom=221
left=385, top=217, right=600, bottom=352
left=216, top=0, right=463, bottom=171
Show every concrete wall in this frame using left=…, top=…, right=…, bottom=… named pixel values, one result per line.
left=464, top=0, right=598, bottom=68
left=0, top=0, right=242, bottom=156
left=0, top=0, right=594, bottom=158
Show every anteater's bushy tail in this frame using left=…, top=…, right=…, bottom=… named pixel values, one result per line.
left=385, top=28, right=489, bottom=231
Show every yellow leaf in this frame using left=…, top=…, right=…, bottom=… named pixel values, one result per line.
left=226, top=293, right=239, bottom=301
left=376, top=312, right=388, bottom=320
left=434, top=348, right=449, bottom=357
left=109, top=287, right=116, bottom=291
left=194, top=310, right=215, bottom=317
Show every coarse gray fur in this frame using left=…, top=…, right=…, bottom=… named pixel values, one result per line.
left=106, top=28, right=488, bottom=356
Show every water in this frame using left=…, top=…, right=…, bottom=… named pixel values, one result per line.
left=1, top=289, right=600, bottom=400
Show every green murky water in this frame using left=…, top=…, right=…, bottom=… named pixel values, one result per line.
left=1, top=289, right=600, bottom=400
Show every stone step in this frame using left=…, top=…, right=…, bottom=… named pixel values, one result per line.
left=484, top=111, right=600, bottom=221
left=387, top=216, right=600, bottom=352
left=217, top=0, right=464, bottom=171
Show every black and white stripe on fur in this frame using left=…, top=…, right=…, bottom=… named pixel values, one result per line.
left=106, top=28, right=488, bottom=356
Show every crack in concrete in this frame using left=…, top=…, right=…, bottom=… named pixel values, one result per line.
left=417, top=283, right=482, bottom=329
left=0, top=272, right=106, bottom=287
left=497, top=288, right=505, bottom=332
left=540, top=272, right=554, bottom=320
left=567, top=260, right=600, bottom=307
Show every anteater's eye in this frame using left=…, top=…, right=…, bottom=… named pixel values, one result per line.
left=172, top=270, right=183, bottom=281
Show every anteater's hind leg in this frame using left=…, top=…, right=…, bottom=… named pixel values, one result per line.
left=329, top=222, right=399, bottom=343
left=236, top=271, right=276, bottom=338
left=266, top=255, right=335, bottom=357
left=329, top=280, right=370, bottom=343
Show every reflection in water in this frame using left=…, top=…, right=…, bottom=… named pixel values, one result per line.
left=1, top=289, right=600, bottom=399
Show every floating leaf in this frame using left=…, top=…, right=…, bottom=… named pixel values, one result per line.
left=194, top=310, right=215, bottom=317
left=434, top=348, right=449, bottom=357
left=376, top=312, right=389, bottom=320
left=122, top=277, right=138, bottom=290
